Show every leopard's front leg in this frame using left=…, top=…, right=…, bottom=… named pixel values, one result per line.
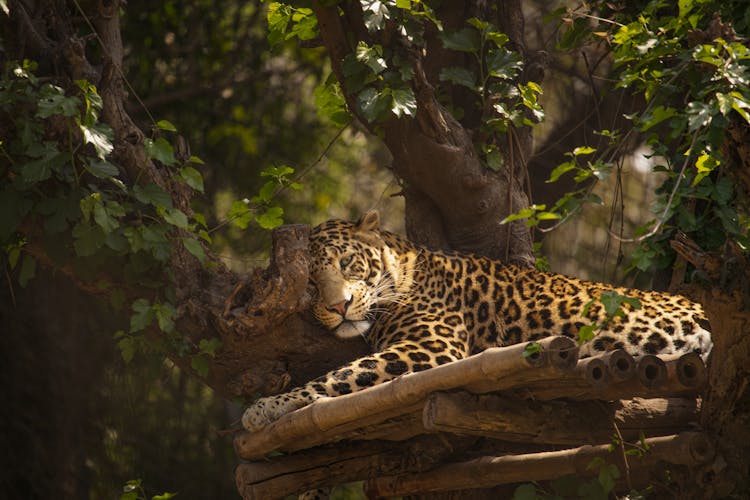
left=242, top=336, right=464, bottom=432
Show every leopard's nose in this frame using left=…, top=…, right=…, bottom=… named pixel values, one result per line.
left=327, top=299, right=351, bottom=316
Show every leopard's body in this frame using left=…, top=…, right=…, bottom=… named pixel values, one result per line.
left=242, top=211, right=712, bottom=432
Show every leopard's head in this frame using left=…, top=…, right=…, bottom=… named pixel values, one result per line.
left=309, top=210, right=407, bottom=338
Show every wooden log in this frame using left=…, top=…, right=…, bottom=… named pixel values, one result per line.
left=235, top=434, right=485, bottom=500
left=422, top=392, right=700, bottom=445
left=366, top=432, right=715, bottom=498
left=235, top=336, right=577, bottom=460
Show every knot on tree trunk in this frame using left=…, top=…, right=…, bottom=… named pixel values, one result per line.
left=222, top=224, right=312, bottom=335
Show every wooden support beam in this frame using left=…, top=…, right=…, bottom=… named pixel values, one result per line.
left=235, top=435, right=481, bottom=500
left=365, top=432, right=715, bottom=498
left=422, top=393, right=700, bottom=445
left=234, top=336, right=577, bottom=459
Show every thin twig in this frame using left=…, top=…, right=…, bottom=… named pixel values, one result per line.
left=610, top=127, right=702, bottom=243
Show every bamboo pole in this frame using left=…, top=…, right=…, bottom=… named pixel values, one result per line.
left=522, top=352, right=706, bottom=401
left=235, top=336, right=577, bottom=459
left=366, top=432, right=715, bottom=498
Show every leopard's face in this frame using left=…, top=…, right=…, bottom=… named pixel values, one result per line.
left=309, top=218, right=392, bottom=331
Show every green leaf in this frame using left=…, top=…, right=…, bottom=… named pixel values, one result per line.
left=80, top=122, right=114, bottom=160
left=228, top=200, right=253, bottom=229
left=162, top=207, right=189, bottom=229
left=145, top=137, right=177, bottom=166
left=117, top=336, right=136, bottom=363
left=550, top=475, right=580, bottom=496
left=355, top=42, right=387, bottom=75
left=18, top=254, right=36, bottom=287
left=120, top=491, right=139, bottom=500
left=191, top=354, right=210, bottom=377
left=155, top=119, right=177, bottom=132
left=500, top=207, right=536, bottom=224
left=84, top=159, right=119, bottom=178
left=640, top=105, right=677, bottom=131
left=182, top=237, right=206, bottom=263
left=598, top=463, right=620, bottom=493
left=154, top=302, right=176, bottom=333
left=439, top=66, right=477, bottom=90
left=72, top=222, right=106, bottom=256
left=130, top=298, right=154, bottom=333
left=440, top=27, right=480, bottom=52
left=713, top=176, right=733, bottom=204
left=199, top=337, right=222, bottom=357
left=686, top=101, right=716, bottom=131
left=152, top=493, right=178, bottom=500
left=93, top=202, right=120, bottom=233
left=0, top=186, right=33, bottom=242
left=536, top=211, right=561, bottom=221
left=288, top=7, right=318, bottom=41
left=256, top=206, right=284, bottom=229
left=391, top=87, right=416, bottom=117
left=511, top=483, right=538, bottom=500
left=522, top=342, right=543, bottom=359
left=486, top=31, right=510, bottom=48
left=261, top=164, right=294, bottom=179
left=486, top=149, right=504, bottom=172
left=314, top=80, right=350, bottom=127
left=486, top=48, right=523, bottom=79
left=36, top=84, right=80, bottom=118
left=21, top=156, right=54, bottom=183
left=600, top=291, right=641, bottom=318
left=573, top=146, right=596, bottom=156
left=140, top=225, right=171, bottom=261
left=133, top=183, right=173, bottom=208
left=694, top=152, right=719, bottom=185
left=358, top=87, right=391, bottom=122
left=547, top=160, right=576, bottom=183
left=577, top=324, right=598, bottom=344
left=266, top=2, right=291, bottom=46
left=7, top=245, right=21, bottom=269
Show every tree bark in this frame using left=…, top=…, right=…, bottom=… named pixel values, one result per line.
left=311, top=0, right=536, bottom=265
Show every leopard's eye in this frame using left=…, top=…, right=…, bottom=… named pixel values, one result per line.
left=340, top=254, right=353, bottom=268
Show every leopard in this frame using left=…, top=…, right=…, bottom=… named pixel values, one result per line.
left=242, top=210, right=712, bottom=432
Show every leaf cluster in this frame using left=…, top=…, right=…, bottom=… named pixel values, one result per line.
left=0, top=62, right=218, bottom=371
left=511, top=1, right=750, bottom=274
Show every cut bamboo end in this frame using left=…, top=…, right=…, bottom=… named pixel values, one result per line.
left=545, top=336, right=579, bottom=370
left=673, top=352, right=707, bottom=388
left=602, top=349, right=636, bottom=382
left=637, top=355, right=667, bottom=389
left=576, top=357, right=610, bottom=388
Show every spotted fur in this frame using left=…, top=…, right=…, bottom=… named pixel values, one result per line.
left=242, top=211, right=712, bottom=432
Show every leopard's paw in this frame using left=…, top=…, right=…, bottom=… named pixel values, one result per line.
left=242, top=394, right=312, bottom=432
left=241, top=401, right=273, bottom=432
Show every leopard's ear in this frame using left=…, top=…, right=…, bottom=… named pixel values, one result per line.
left=356, top=210, right=380, bottom=232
